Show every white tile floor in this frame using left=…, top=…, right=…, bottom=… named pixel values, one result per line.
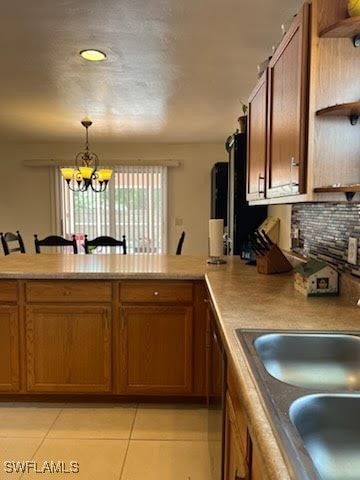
left=0, top=402, right=211, bottom=480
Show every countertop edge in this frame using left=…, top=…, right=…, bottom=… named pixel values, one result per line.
left=206, top=273, right=294, bottom=480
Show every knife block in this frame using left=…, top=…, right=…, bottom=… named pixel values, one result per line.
left=256, top=244, right=293, bottom=274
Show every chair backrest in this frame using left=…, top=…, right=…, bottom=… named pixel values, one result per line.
left=1, top=230, right=26, bottom=255
left=34, top=234, right=78, bottom=254
left=84, top=235, right=127, bottom=254
left=176, top=231, right=185, bottom=255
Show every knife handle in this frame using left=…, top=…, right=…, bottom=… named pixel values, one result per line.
left=261, top=229, right=274, bottom=246
left=254, top=230, right=270, bottom=250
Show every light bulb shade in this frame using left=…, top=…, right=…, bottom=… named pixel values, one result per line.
left=61, top=168, right=76, bottom=180
left=79, top=166, right=93, bottom=179
left=98, top=169, right=113, bottom=181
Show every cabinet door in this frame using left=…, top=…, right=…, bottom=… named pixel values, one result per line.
left=119, top=305, right=193, bottom=394
left=251, top=446, right=266, bottom=480
left=0, top=306, right=20, bottom=392
left=266, top=3, right=310, bottom=198
left=224, top=392, right=249, bottom=480
left=247, top=74, right=267, bottom=200
left=25, top=306, right=112, bottom=393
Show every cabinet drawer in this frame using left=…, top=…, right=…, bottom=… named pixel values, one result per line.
left=120, top=281, right=193, bottom=303
left=25, top=281, right=112, bottom=303
left=0, top=281, right=18, bottom=302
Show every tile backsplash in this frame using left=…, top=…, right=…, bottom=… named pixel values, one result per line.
left=291, top=203, right=360, bottom=278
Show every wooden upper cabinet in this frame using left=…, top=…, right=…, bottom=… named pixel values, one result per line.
left=247, top=73, right=268, bottom=200
left=266, top=2, right=310, bottom=198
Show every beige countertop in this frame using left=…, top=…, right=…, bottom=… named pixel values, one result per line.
left=0, top=253, right=209, bottom=279
left=205, top=258, right=359, bottom=480
left=1, top=253, right=359, bottom=479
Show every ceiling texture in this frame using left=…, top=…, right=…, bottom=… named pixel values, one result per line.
left=1, top=0, right=303, bottom=144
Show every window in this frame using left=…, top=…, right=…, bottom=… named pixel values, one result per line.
left=59, top=165, right=167, bottom=254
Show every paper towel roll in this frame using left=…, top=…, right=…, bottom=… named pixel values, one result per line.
left=209, top=219, right=224, bottom=257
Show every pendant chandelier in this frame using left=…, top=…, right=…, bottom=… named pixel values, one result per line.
left=60, top=120, right=113, bottom=192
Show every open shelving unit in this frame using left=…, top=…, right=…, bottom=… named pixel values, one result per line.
left=314, top=185, right=360, bottom=201
left=315, top=11, right=359, bottom=201
left=316, top=102, right=360, bottom=125
left=319, top=15, right=360, bottom=46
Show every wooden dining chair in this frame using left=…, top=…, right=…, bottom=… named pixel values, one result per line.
left=84, top=235, right=127, bottom=254
left=176, top=231, right=185, bottom=255
left=34, top=234, right=78, bottom=254
left=1, top=230, right=26, bottom=255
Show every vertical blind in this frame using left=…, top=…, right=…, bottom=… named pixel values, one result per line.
left=60, top=165, right=167, bottom=254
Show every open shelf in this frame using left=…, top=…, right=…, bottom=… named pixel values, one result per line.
left=316, top=102, right=360, bottom=124
left=316, top=102, right=360, bottom=117
left=319, top=16, right=360, bottom=38
left=314, top=185, right=360, bottom=201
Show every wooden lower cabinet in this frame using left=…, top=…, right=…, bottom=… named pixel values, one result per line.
left=25, top=305, right=112, bottom=393
left=251, top=448, right=266, bottom=480
left=119, top=305, right=193, bottom=394
left=2, top=279, right=206, bottom=397
left=225, top=367, right=266, bottom=480
left=0, top=306, right=20, bottom=392
left=225, top=392, right=249, bottom=480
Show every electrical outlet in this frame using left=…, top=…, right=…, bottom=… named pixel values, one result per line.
left=348, top=237, right=358, bottom=265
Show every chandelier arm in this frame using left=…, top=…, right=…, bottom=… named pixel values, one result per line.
left=64, top=179, right=88, bottom=192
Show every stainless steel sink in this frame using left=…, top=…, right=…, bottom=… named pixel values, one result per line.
left=235, top=329, right=360, bottom=480
left=254, top=333, right=360, bottom=390
left=289, top=394, right=360, bottom=480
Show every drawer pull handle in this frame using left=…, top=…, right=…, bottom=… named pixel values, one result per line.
left=153, top=291, right=159, bottom=296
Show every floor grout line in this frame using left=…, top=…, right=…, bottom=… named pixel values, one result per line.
left=1, top=402, right=210, bottom=480
left=18, top=406, right=64, bottom=480
left=118, top=403, right=139, bottom=480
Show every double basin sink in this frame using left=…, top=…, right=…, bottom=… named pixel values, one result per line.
left=236, top=330, right=360, bottom=480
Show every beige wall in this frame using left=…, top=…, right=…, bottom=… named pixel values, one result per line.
left=0, top=142, right=227, bottom=255
left=0, top=142, right=294, bottom=255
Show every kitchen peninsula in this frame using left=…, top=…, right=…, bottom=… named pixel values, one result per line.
left=0, top=254, right=359, bottom=479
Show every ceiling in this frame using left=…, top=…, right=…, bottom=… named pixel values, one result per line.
left=1, top=0, right=303, bottom=144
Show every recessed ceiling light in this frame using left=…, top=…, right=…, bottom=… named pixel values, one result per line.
left=80, top=49, right=107, bottom=62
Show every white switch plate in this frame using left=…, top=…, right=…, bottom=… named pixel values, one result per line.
left=348, top=237, right=358, bottom=265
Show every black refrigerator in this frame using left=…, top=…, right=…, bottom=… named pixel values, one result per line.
left=210, top=131, right=267, bottom=259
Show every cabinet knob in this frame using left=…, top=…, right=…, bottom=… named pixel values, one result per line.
left=234, top=468, right=246, bottom=480
left=153, top=291, right=159, bottom=296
